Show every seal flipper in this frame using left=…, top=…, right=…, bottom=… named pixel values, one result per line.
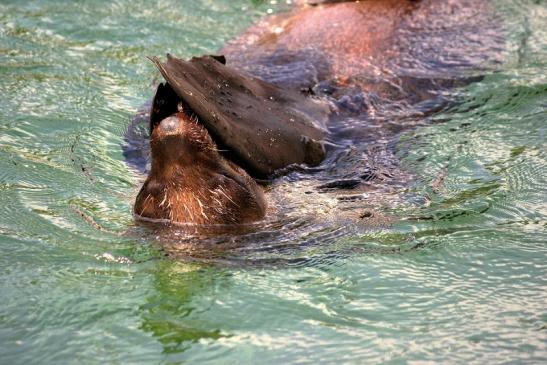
left=150, top=54, right=329, bottom=177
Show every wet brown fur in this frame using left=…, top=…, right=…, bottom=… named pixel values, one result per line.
left=222, top=0, right=417, bottom=84
left=134, top=112, right=266, bottom=224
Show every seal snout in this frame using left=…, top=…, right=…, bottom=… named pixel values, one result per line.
left=157, top=115, right=180, bottom=134
left=151, top=112, right=216, bottom=162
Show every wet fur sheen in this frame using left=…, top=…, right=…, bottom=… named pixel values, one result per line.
left=134, top=113, right=266, bottom=224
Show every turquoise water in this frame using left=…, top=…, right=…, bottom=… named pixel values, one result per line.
left=1, top=0, right=546, bottom=363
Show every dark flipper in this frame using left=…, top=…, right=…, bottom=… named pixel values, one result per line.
left=150, top=54, right=330, bottom=177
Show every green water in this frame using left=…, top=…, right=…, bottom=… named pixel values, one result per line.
left=1, top=0, right=546, bottom=363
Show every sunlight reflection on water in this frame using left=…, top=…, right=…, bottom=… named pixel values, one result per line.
left=0, top=0, right=546, bottom=364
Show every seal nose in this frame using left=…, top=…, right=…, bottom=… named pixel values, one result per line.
left=158, top=116, right=180, bottom=134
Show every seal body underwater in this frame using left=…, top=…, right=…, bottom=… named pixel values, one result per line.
left=129, top=0, right=503, bottom=225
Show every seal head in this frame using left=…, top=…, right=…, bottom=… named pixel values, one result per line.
left=134, top=111, right=267, bottom=224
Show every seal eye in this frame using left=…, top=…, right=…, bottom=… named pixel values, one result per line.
left=157, top=116, right=179, bottom=134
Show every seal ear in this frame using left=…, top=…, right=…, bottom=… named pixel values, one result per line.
left=209, top=55, right=226, bottom=65
left=150, top=82, right=179, bottom=135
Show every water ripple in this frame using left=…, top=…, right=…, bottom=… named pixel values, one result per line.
left=1, top=0, right=546, bottom=364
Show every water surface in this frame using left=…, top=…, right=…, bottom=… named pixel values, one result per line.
left=0, top=0, right=546, bottom=363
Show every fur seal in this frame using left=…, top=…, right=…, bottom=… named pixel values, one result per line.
left=134, top=54, right=330, bottom=224
left=132, top=0, right=501, bottom=225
